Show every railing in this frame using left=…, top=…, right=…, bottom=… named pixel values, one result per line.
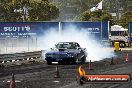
left=0, top=51, right=43, bottom=64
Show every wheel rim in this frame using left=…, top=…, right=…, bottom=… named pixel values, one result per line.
left=120, top=43, right=125, bottom=47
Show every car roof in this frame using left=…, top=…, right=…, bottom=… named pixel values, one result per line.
left=58, top=42, right=78, bottom=44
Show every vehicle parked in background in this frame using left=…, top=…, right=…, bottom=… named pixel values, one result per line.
left=109, top=25, right=130, bottom=48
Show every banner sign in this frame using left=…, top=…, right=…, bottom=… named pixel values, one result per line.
left=129, top=22, right=132, bottom=42
left=0, top=22, right=109, bottom=40
left=61, top=21, right=109, bottom=40
left=0, top=22, right=59, bottom=39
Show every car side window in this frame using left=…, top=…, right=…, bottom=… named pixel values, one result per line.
left=76, top=43, right=80, bottom=47
left=70, top=44, right=77, bottom=49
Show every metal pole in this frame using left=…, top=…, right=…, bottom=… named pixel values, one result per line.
left=116, top=0, right=119, bottom=20
left=101, top=21, right=102, bottom=41
left=28, top=36, right=29, bottom=51
left=36, top=37, right=37, bottom=51
left=59, top=22, right=61, bottom=33
left=101, top=1, right=103, bottom=43
left=17, top=37, right=18, bottom=52
left=22, top=7, right=26, bottom=22
left=6, top=37, right=7, bottom=53
left=12, top=43, right=13, bottom=52
left=0, top=40, right=2, bottom=54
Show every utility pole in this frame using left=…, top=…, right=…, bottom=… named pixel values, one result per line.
left=116, top=0, right=120, bottom=20
left=13, top=2, right=30, bottom=22
left=22, top=4, right=29, bottom=22
left=13, top=3, right=30, bottom=50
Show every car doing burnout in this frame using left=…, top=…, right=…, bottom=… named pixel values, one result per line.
left=45, top=42, right=87, bottom=65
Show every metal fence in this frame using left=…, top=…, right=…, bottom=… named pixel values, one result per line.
left=0, top=51, right=42, bottom=64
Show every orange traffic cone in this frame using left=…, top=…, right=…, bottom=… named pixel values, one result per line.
left=10, top=73, right=15, bottom=88
left=125, top=53, right=129, bottom=62
left=55, top=66, right=60, bottom=78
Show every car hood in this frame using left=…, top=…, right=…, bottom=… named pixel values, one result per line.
left=46, top=49, right=78, bottom=54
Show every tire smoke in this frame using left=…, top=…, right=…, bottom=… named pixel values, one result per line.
left=39, top=25, right=115, bottom=61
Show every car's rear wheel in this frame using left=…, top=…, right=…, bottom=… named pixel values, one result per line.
left=81, top=56, right=86, bottom=63
left=72, top=58, right=79, bottom=65
left=119, top=42, right=126, bottom=48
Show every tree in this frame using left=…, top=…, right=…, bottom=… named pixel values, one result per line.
left=0, top=0, right=59, bottom=22
left=0, top=2, right=18, bottom=22
left=118, top=11, right=132, bottom=28
left=49, top=0, right=101, bottom=21
left=29, top=1, right=59, bottom=21
left=79, top=11, right=91, bottom=21
left=79, top=10, right=113, bottom=25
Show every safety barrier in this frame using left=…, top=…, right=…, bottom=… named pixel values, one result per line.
left=0, top=51, right=43, bottom=64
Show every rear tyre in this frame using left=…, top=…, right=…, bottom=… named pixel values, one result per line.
left=72, top=58, right=79, bottom=65
left=119, top=42, right=126, bottom=48
left=81, top=56, right=86, bottom=64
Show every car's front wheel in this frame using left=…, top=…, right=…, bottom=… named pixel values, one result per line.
left=58, top=61, right=64, bottom=65
left=71, top=58, right=79, bottom=65
left=47, top=61, right=52, bottom=65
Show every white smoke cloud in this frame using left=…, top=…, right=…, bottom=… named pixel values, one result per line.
left=38, top=25, right=115, bottom=62
left=0, top=24, right=115, bottom=61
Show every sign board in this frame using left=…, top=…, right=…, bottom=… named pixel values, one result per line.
left=61, top=21, right=109, bottom=40
left=129, top=22, right=132, bottom=42
left=0, top=22, right=59, bottom=39
left=0, top=22, right=109, bottom=40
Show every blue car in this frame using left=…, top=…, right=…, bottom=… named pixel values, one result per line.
left=45, top=42, right=87, bottom=65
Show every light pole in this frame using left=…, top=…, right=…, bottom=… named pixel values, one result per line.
left=14, top=4, right=31, bottom=52
left=116, top=0, right=120, bottom=20
left=14, top=4, right=30, bottom=22
left=22, top=4, right=30, bottom=22
left=27, top=36, right=29, bottom=51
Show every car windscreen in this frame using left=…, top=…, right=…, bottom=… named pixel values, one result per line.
left=56, top=43, right=77, bottom=49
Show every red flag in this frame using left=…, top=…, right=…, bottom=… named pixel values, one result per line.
left=10, top=73, right=15, bottom=88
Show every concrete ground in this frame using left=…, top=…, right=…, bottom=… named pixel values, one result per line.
left=0, top=50, right=132, bottom=88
